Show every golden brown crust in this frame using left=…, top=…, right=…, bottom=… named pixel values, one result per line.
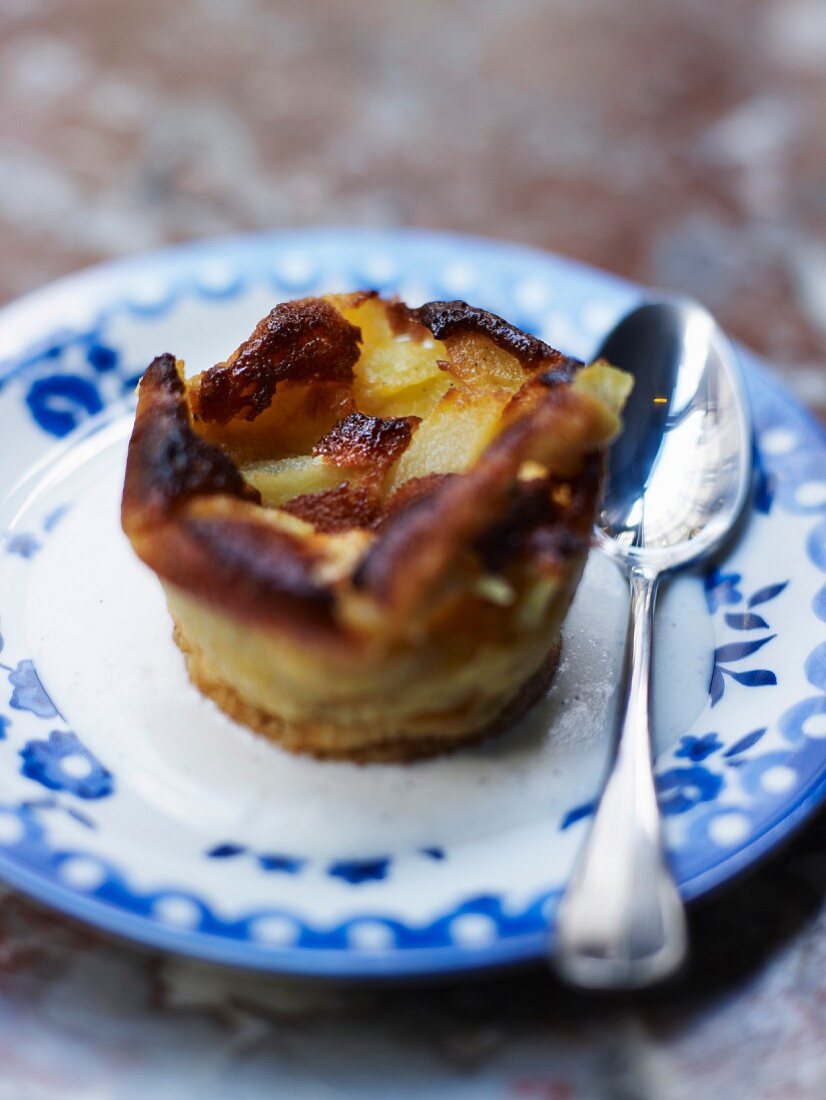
left=121, top=353, right=261, bottom=531
left=174, top=624, right=562, bottom=762
left=125, top=506, right=341, bottom=642
left=379, top=473, right=457, bottom=526
left=412, top=299, right=574, bottom=373
left=474, top=460, right=601, bottom=574
left=312, top=411, right=420, bottom=472
left=384, top=299, right=433, bottom=342
left=122, top=356, right=340, bottom=636
left=352, top=386, right=607, bottom=614
left=123, top=296, right=623, bottom=642
left=177, top=513, right=334, bottom=615
left=281, top=482, right=383, bottom=533
left=195, top=298, right=362, bottom=424
left=122, top=293, right=629, bottom=761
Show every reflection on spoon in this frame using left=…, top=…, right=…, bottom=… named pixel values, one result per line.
left=554, top=298, right=752, bottom=990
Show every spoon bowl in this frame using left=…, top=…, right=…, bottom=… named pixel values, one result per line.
left=597, top=300, right=752, bottom=569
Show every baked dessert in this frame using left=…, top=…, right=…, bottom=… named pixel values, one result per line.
left=121, top=292, right=631, bottom=761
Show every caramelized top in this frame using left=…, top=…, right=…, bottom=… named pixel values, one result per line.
left=312, top=411, right=419, bottom=472
left=412, top=300, right=564, bottom=369
left=121, top=352, right=261, bottom=524
left=122, top=292, right=631, bottom=644
left=195, top=298, right=361, bottom=424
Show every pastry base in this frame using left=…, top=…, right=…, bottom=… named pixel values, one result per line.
left=173, top=625, right=561, bottom=764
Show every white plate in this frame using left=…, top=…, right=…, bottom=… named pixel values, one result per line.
left=0, top=229, right=824, bottom=978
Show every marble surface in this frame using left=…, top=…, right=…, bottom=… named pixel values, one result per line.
left=0, top=813, right=824, bottom=1099
left=0, top=1, right=824, bottom=1096
left=0, top=0, right=824, bottom=416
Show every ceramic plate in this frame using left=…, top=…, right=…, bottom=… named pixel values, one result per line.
left=0, top=229, right=824, bottom=979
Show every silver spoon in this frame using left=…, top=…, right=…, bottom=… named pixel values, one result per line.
left=554, top=299, right=753, bottom=989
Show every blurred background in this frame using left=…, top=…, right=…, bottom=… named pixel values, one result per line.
left=0, top=0, right=824, bottom=415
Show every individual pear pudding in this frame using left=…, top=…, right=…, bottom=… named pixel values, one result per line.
left=121, top=292, right=632, bottom=761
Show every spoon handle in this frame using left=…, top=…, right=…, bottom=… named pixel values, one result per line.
left=554, top=567, right=688, bottom=989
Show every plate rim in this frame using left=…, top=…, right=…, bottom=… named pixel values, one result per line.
left=0, top=225, right=633, bottom=380
left=0, top=226, right=824, bottom=979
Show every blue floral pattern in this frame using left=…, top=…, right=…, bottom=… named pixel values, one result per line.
left=5, top=534, right=40, bottom=559
left=259, top=854, right=306, bottom=874
left=709, top=637, right=778, bottom=707
left=560, top=801, right=597, bottom=831
left=26, top=375, right=104, bottom=438
left=560, top=762, right=726, bottom=829
left=206, top=843, right=246, bottom=859
left=705, top=579, right=787, bottom=706
left=723, top=727, right=767, bottom=759
left=86, top=343, right=119, bottom=373
left=703, top=568, right=743, bottom=613
left=0, top=231, right=823, bottom=977
left=206, top=843, right=445, bottom=882
left=19, top=730, right=114, bottom=800
left=328, top=859, right=390, bottom=885
left=675, top=733, right=722, bottom=761
left=8, top=661, right=59, bottom=719
left=752, top=439, right=776, bottom=515
left=206, top=844, right=306, bottom=875
left=656, top=765, right=724, bottom=816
